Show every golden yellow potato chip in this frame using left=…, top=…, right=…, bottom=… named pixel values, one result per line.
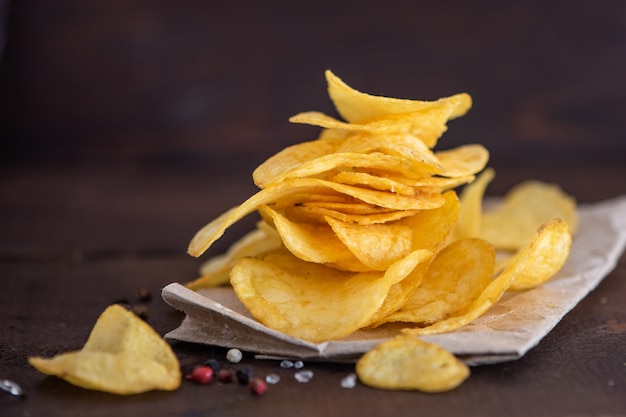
left=29, top=304, right=181, bottom=395
left=325, top=70, right=471, bottom=147
left=292, top=204, right=420, bottom=225
left=481, top=180, right=578, bottom=251
left=508, top=218, right=572, bottom=291
left=255, top=151, right=443, bottom=187
left=402, top=218, right=572, bottom=336
left=259, top=205, right=368, bottom=271
left=434, top=144, right=490, bottom=178
left=356, top=336, right=469, bottom=392
left=301, top=201, right=398, bottom=215
left=330, top=171, right=416, bottom=195
left=252, top=138, right=339, bottom=188
left=381, top=238, right=495, bottom=326
left=229, top=249, right=412, bottom=342
left=450, top=167, right=495, bottom=242
left=335, top=132, right=442, bottom=169
left=326, top=216, right=413, bottom=270
left=363, top=249, right=433, bottom=326
left=186, top=223, right=283, bottom=290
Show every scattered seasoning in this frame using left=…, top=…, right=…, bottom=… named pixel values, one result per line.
left=293, top=360, right=304, bottom=369
left=340, top=373, right=358, bottom=389
left=294, top=370, right=314, bottom=383
left=280, top=360, right=294, bottom=369
left=186, top=366, right=214, bottom=385
left=226, top=348, right=243, bottom=363
left=248, top=377, right=268, bottom=396
left=265, top=373, right=281, bottom=384
left=235, top=366, right=254, bottom=385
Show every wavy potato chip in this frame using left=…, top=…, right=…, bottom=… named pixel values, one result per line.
left=252, top=138, right=340, bottom=187
left=186, top=223, right=283, bottom=290
left=259, top=205, right=368, bottom=271
left=326, top=216, right=414, bottom=271
left=380, top=238, right=495, bottom=326
left=402, top=218, right=572, bottom=336
left=291, top=205, right=420, bottom=225
left=325, top=70, right=471, bottom=148
left=356, top=336, right=469, bottom=392
left=230, top=249, right=419, bottom=342
left=450, top=167, right=495, bottom=242
left=330, top=171, right=417, bottom=195
left=481, top=180, right=578, bottom=251
left=29, top=305, right=181, bottom=395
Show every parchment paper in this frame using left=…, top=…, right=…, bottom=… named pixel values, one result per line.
left=162, top=196, right=626, bottom=365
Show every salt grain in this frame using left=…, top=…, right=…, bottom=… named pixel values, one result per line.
left=265, top=373, right=281, bottom=384
left=280, top=360, right=294, bottom=369
left=340, top=373, right=357, bottom=389
left=294, top=370, right=314, bottom=383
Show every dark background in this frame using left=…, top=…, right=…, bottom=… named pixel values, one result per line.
left=1, top=0, right=625, bottom=174
left=1, top=2, right=626, bottom=416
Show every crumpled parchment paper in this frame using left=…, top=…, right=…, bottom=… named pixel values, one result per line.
left=162, top=196, right=626, bottom=365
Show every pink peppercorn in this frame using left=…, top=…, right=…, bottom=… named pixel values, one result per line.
left=187, top=366, right=214, bottom=384
left=217, top=368, right=235, bottom=383
left=248, top=377, right=267, bottom=396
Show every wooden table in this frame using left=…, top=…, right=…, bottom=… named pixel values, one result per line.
left=1, top=1, right=625, bottom=416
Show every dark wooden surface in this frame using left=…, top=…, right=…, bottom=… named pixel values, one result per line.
left=1, top=1, right=625, bottom=416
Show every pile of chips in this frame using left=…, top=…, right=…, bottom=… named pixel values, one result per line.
left=187, top=70, right=576, bottom=341
left=186, top=71, right=577, bottom=391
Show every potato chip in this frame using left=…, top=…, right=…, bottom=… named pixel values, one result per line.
left=334, top=132, right=442, bottom=169
left=330, top=171, right=416, bottom=195
left=380, top=238, right=495, bottom=326
left=434, top=144, right=490, bottom=178
left=356, top=336, right=469, bottom=392
left=252, top=138, right=340, bottom=188
left=293, top=205, right=420, bottom=225
left=229, top=249, right=409, bottom=342
left=325, top=70, right=471, bottom=147
left=326, top=216, right=414, bottom=270
left=29, top=304, right=181, bottom=395
left=508, top=218, right=572, bottom=291
left=450, top=167, right=495, bottom=242
left=301, top=201, right=398, bottom=215
left=186, top=222, right=283, bottom=290
left=363, top=249, right=433, bottom=326
left=259, top=205, right=368, bottom=271
left=255, top=151, right=443, bottom=187
left=480, top=180, right=578, bottom=251
left=402, top=218, right=572, bottom=336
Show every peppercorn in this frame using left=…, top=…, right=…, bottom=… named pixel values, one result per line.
left=186, top=366, right=214, bottom=385
left=235, top=366, right=254, bottom=385
left=217, top=368, right=235, bottom=383
left=248, top=377, right=267, bottom=396
left=203, top=359, right=221, bottom=375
